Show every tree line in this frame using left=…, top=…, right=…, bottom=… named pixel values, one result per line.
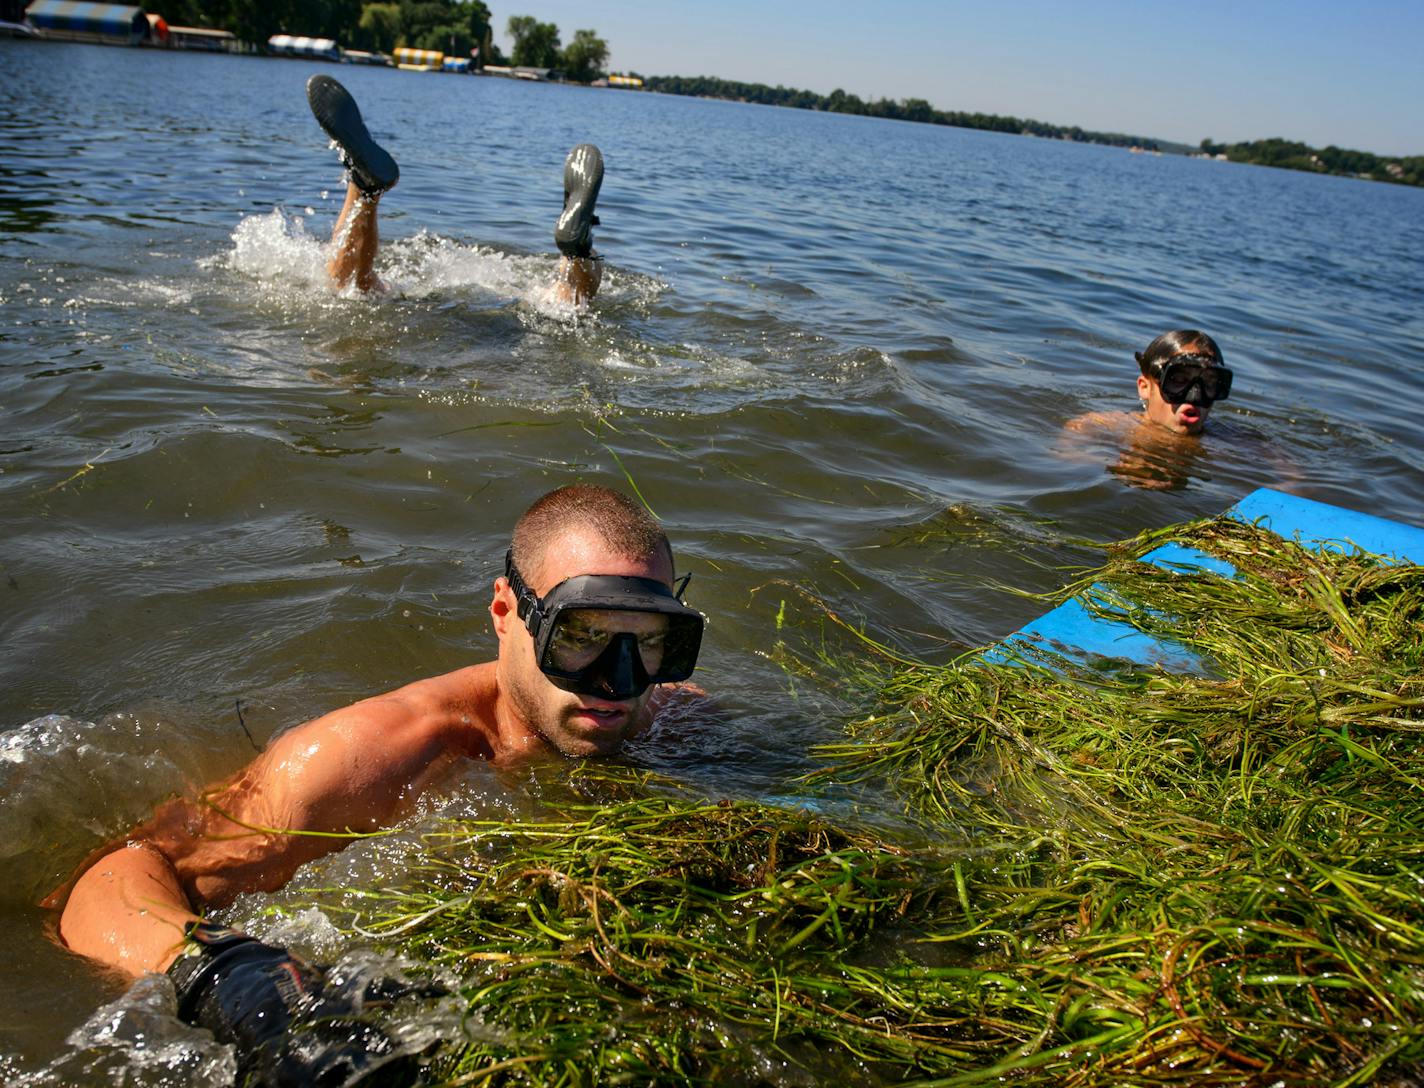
left=640, top=75, right=1188, bottom=153
left=150, top=1, right=498, bottom=59
left=120, top=2, right=1423, bottom=180
left=148, top=1, right=609, bottom=80
left=1199, top=138, right=1422, bottom=188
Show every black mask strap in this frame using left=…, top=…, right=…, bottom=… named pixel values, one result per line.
left=673, top=572, right=692, bottom=600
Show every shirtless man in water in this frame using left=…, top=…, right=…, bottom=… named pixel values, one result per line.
left=306, top=74, right=605, bottom=304
left=54, top=485, right=703, bottom=1084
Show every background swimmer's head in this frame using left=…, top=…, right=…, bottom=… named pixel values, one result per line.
left=1134, top=329, right=1223, bottom=377
left=1134, top=329, right=1225, bottom=436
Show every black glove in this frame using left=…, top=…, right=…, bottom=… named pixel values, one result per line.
left=168, top=921, right=425, bottom=1087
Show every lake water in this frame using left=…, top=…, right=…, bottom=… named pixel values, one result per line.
left=2, top=39, right=1422, bottom=1081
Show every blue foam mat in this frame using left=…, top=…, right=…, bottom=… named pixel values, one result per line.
left=993, top=488, right=1424, bottom=672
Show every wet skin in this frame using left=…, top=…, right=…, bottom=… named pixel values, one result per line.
left=56, top=528, right=680, bottom=976
left=1136, top=347, right=1222, bottom=436
left=492, top=529, right=674, bottom=758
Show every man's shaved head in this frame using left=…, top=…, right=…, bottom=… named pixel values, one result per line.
left=511, top=485, right=672, bottom=587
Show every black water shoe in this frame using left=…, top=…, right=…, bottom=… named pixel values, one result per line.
left=306, top=74, right=399, bottom=196
left=555, top=143, right=603, bottom=258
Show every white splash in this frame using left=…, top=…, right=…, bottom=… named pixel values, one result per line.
left=10, top=974, right=237, bottom=1088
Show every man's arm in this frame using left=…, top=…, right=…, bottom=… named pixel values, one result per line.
left=59, top=841, right=200, bottom=975
left=56, top=678, right=486, bottom=977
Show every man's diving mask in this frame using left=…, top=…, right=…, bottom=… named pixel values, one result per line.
left=1151, top=353, right=1233, bottom=405
left=505, top=550, right=705, bottom=700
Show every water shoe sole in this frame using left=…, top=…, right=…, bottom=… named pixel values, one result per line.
left=555, top=144, right=603, bottom=258
left=306, top=74, right=398, bottom=196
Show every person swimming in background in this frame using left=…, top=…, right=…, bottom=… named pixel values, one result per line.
left=1067, top=329, right=1232, bottom=437
left=1062, top=329, right=1234, bottom=490
left=306, top=73, right=604, bottom=304
left=1131, top=330, right=1232, bottom=436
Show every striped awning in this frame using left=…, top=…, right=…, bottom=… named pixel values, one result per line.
left=26, top=1, right=147, bottom=39
left=268, top=34, right=340, bottom=58
left=393, top=47, right=442, bottom=67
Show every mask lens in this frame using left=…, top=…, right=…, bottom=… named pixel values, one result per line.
left=1158, top=359, right=1231, bottom=403
left=513, top=563, right=707, bottom=697
left=545, top=608, right=691, bottom=679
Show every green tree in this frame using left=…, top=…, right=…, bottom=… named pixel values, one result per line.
left=560, top=28, right=608, bottom=83
left=454, top=1, right=497, bottom=64
left=507, top=14, right=560, bottom=68
left=416, top=21, right=468, bottom=53
left=357, top=2, right=401, bottom=51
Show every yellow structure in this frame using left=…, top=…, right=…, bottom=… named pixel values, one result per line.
left=393, top=46, right=442, bottom=71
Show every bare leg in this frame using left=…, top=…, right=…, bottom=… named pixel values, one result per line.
left=327, top=182, right=382, bottom=293
left=553, top=144, right=604, bottom=307
left=555, top=255, right=602, bottom=306
left=306, top=77, right=396, bottom=294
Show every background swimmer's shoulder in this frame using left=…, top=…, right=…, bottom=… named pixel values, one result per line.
left=1063, top=409, right=1137, bottom=436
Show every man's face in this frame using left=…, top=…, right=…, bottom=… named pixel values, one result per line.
left=492, top=528, right=675, bottom=757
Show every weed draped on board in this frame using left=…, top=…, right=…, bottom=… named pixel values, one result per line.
left=300, top=517, right=1422, bottom=1086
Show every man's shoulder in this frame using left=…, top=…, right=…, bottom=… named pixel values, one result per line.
left=1063, top=409, right=1135, bottom=436
left=276, top=662, right=500, bottom=757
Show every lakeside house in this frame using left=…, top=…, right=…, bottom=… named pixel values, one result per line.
left=23, top=1, right=148, bottom=45
left=10, top=3, right=452, bottom=69
left=19, top=1, right=243, bottom=51
left=167, top=24, right=238, bottom=52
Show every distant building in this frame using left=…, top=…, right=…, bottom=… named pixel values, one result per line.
left=607, top=74, right=643, bottom=89
left=25, top=1, right=148, bottom=45
left=168, top=25, right=240, bottom=52
left=393, top=46, right=442, bottom=71
left=483, top=64, right=551, bottom=81
left=342, top=49, right=389, bottom=66
left=267, top=34, right=341, bottom=61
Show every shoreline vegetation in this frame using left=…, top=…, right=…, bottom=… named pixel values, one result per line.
left=12, top=0, right=1419, bottom=187
left=300, top=515, right=1424, bottom=1084
left=643, top=73, right=1190, bottom=154
left=640, top=76, right=1424, bottom=189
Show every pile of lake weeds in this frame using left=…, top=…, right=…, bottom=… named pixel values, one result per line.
left=311, top=515, right=1422, bottom=1085
left=315, top=775, right=986, bottom=1085
left=816, top=516, right=1424, bottom=1085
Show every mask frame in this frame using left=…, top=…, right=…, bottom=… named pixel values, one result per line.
left=1152, top=354, right=1233, bottom=405
left=504, top=550, right=704, bottom=698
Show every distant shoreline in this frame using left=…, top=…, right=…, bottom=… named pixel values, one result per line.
left=4, top=25, right=1417, bottom=189
left=639, top=74, right=1423, bottom=190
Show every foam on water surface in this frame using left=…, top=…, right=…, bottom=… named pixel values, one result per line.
left=10, top=975, right=237, bottom=1088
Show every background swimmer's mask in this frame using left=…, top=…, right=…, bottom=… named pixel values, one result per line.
left=1150, top=354, right=1233, bottom=405
left=505, top=550, right=704, bottom=699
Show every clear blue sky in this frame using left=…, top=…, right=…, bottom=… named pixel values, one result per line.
left=495, top=0, right=1423, bottom=156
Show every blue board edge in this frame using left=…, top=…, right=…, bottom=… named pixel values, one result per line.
left=1226, top=488, right=1424, bottom=564
left=991, top=488, right=1424, bottom=672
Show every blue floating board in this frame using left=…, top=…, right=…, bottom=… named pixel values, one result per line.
left=992, top=488, right=1424, bottom=673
